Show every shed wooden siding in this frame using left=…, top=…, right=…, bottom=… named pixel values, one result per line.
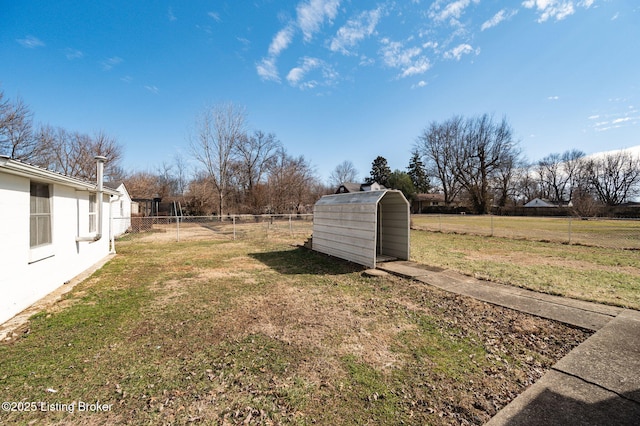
left=312, top=190, right=409, bottom=268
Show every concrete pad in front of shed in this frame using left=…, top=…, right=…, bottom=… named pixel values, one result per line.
left=363, top=269, right=389, bottom=277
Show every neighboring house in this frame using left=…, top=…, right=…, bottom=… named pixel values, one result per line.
left=0, top=155, right=121, bottom=325
left=524, top=198, right=573, bottom=208
left=335, top=181, right=386, bottom=194
left=412, top=193, right=451, bottom=213
left=107, top=182, right=132, bottom=237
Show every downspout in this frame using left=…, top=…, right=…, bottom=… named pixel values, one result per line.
left=76, top=156, right=107, bottom=242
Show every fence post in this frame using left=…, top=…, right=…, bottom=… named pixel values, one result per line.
left=289, top=214, right=293, bottom=236
left=490, top=214, right=494, bottom=237
left=568, top=216, right=572, bottom=245
left=233, top=215, right=236, bottom=240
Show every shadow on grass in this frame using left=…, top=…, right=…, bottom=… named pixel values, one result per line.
left=249, top=246, right=365, bottom=275
left=499, top=385, right=640, bottom=426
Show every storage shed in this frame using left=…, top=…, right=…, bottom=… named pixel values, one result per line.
left=312, top=190, right=410, bottom=268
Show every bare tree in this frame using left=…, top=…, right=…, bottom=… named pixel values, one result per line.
left=513, top=162, right=538, bottom=204
left=172, top=153, right=191, bottom=196
left=234, top=130, right=281, bottom=213
left=453, top=114, right=519, bottom=214
left=562, top=149, right=587, bottom=203
left=267, top=148, right=316, bottom=213
left=33, top=126, right=123, bottom=181
left=184, top=172, right=217, bottom=215
left=415, top=116, right=464, bottom=205
left=124, top=171, right=164, bottom=199
left=189, top=102, right=247, bottom=216
left=0, top=92, right=38, bottom=160
left=493, top=153, right=520, bottom=208
left=587, top=150, right=640, bottom=206
left=328, top=160, right=359, bottom=188
left=536, top=149, right=585, bottom=204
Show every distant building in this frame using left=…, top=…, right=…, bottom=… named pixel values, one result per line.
left=335, top=182, right=386, bottom=194
left=106, top=182, right=133, bottom=237
left=412, top=193, right=454, bottom=213
left=524, top=198, right=573, bottom=208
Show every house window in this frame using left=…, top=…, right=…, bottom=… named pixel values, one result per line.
left=30, top=182, right=52, bottom=248
left=89, top=193, right=97, bottom=233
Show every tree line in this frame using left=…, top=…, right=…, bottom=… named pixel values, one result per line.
left=3, top=90, right=638, bottom=217
left=0, top=90, right=123, bottom=181
left=341, top=114, right=639, bottom=215
left=1, top=91, right=326, bottom=216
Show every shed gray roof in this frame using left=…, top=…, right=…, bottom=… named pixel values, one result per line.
left=316, top=190, right=393, bottom=206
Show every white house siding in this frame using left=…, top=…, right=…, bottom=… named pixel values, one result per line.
left=312, top=190, right=410, bottom=268
left=0, top=159, right=117, bottom=325
left=110, top=183, right=132, bottom=237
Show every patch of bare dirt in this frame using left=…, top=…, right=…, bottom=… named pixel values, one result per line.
left=128, top=224, right=231, bottom=243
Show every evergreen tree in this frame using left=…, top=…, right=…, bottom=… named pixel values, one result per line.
left=367, top=156, right=391, bottom=187
left=407, top=150, right=430, bottom=193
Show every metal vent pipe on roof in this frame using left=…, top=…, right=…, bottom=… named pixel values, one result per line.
left=76, top=156, right=107, bottom=242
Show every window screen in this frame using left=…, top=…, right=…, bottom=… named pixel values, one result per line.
left=30, top=182, right=52, bottom=247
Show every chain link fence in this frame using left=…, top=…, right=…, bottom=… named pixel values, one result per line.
left=411, top=214, right=640, bottom=250
left=113, top=214, right=313, bottom=243
left=112, top=213, right=640, bottom=250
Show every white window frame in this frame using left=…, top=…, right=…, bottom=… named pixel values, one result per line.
left=89, top=193, right=97, bottom=233
left=29, top=181, right=54, bottom=263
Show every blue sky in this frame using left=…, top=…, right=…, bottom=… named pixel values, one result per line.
left=2, top=0, right=639, bottom=183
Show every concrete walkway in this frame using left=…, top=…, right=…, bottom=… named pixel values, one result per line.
left=377, top=260, right=640, bottom=426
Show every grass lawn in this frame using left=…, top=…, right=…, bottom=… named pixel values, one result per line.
left=0, top=234, right=590, bottom=425
left=411, top=214, right=640, bottom=249
left=410, top=229, right=640, bottom=310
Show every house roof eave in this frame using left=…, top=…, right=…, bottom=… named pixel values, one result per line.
left=0, top=156, right=120, bottom=195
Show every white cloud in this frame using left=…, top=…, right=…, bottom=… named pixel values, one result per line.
left=522, top=0, right=577, bottom=23
left=65, top=48, right=83, bottom=60
left=443, top=43, right=477, bottom=60
left=208, top=11, right=222, bottom=22
left=379, top=38, right=432, bottom=78
left=17, top=35, right=45, bottom=48
left=257, top=58, right=280, bottom=82
left=168, top=8, right=177, bottom=22
left=257, top=25, right=295, bottom=83
left=269, top=26, right=295, bottom=56
left=330, top=8, right=382, bottom=55
left=286, top=57, right=338, bottom=89
left=101, top=56, right=123, bottom=71
left=429, top=0, right=479, bottom=23
left=588, top=101, right=640, bottom=132
left=145, top=85, right=160, bottom=94
left=296, top=0, right=341, bottom=41
left=422, top=41, right=439, bottom=50
left=411, top=80, right=428, bottom=89
left=481, top=9, right=518, bottom=31
left=548, top=95, right=560, bottom=100
left=401, top=58, right=431, bottom=78
left=380, top=38, right=421, bottom=68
